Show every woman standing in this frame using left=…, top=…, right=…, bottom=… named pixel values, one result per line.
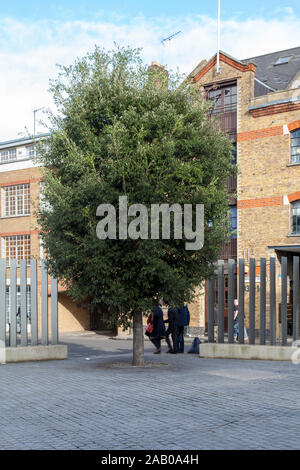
left=145, top=305, right=166, bottom=354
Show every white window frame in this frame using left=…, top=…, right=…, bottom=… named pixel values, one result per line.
left=0, top=148, right=17, bottom=163
left=291, top=200, right=300, bottom=235
left=1, top=184, right=30, bottom=218
left=291, top=129, right=300, bottom=164
left=2, top=235, right=31, bottom=264
left=26, top=145, right=36, bottom=158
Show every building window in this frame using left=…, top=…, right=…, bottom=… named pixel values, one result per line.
left=2, top=235, right=31, bottom=263
left=207, top=83, right=237, bottom=115
left=231, top=142, right=237, bottom=164
left=206, top=81, right=238, bottom=262
left=291, top=201, right=300, bottom=235
left=230, top=206, right=237, bottom=238
left=0, top=148, right=17, bottom=163
left=206, top=81, right=237, bottom=142
left=26, top=145, right=36, bottom=158
left=274, top=56, right=293, bottom=66
left=291, top=129, right=300, bottom=164
left=2, top=184, right=30, bottom=217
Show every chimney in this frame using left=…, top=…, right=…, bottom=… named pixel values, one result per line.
left=148, top=61, right=168, bottom=91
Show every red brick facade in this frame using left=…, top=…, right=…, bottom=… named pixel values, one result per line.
left=238, top=196, right=284, bottom=209
left=237, top=126, right=283, bottom=142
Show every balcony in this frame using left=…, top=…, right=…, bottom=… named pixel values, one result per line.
left=220, top=237, right=237, bottom=262
left=227, top=175, right=237, bottom=193
left=212, top=111, right=237, bottom=135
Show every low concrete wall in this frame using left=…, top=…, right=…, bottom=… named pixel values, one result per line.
left=0, top=345, right=68, bottom=364
left=200, top=343, right=298, bottom=361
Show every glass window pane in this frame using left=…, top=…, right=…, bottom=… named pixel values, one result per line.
left=296, top=215, right=300, bottom=234
left=3, top=184, right=30, bottom=217
left=224, top=95, right=231, bottom=106
left=292, top=203, right=300, bottom=233
left=291, top=137, right=300, bottom=147
left=291, top=130, right=300, bottom=163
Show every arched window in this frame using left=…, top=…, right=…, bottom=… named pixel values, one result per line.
left=291, top=129, right=300, bottom=164
left=291, top=200, right=300, bottom=235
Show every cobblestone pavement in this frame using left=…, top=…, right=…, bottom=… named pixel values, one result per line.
left=0, top=333, right=299, bottom=450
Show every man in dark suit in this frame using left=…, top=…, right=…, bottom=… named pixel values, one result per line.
left=164, top=307, right=179, bottom=354
left=177, top=305, right=190, bottom=353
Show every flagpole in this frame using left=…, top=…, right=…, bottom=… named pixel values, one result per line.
left=217, top=0, right=221, bottom=73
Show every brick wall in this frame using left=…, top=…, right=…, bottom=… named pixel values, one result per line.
left=237, top=105, right=300, bottom=261
left=0, top=164, right=90, bottom=332
left=193, top=52, right=300, bottom=337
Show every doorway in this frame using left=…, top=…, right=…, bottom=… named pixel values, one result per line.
left=90, top=303, right=117, bottom=335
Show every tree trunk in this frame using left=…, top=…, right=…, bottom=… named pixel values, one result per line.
left=132, top=309, right=145, bottom=366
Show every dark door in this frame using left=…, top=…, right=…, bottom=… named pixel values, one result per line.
left=90, top=304, right=117, bottom=334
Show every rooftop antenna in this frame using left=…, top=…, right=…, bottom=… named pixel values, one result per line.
left=217, top=0, right=221, bottom=73
left=161, top=30, right=182, bottom=45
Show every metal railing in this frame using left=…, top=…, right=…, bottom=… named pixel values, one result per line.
left=220, top=238, right=237, bottom=262
left=207, top=257, right=300, bottom=346
left=0, top=259, right=58, bottom=348
left=227, top=175, right=237, bottom=193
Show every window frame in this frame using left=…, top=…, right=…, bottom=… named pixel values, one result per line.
left=291, top=129, right=300, bottom=164
left=2, top=235, right=31, bottom=264
left=0, top=148, right=17, bottom=163
left=274, top=56, right=293, bottom=66
left=205, top=81, right=237, bottom=152
left=26, top=145, right=36, bottom=159
left=291, top=200, right=300, bottom=235
left=206, top=81, right=237, bottom=115
left=1, top=184, right=30, bottom=218
left=230, top=205, right=237, bottom=239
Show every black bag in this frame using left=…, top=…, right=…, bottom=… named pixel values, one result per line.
left=188, top=337, right=201, bottom=354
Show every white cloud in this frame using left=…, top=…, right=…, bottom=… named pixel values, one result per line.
left=0, top=13, right=300, bottom=141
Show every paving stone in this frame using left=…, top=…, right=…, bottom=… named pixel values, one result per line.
left=0, top=334, right=299, bottom=450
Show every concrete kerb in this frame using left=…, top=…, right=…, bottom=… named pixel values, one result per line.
left=200, top=343, right=298, bottom=361
left=0, top=345, right=68, bottom=364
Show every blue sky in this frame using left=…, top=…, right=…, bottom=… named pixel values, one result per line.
left=1, top=0, right=298, bottom=22
left=0, top=1, right=299, bottom=140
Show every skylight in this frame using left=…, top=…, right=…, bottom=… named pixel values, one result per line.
left=274, top=56, right=293, bottom=66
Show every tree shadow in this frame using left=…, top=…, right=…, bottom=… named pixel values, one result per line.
left=60, top=339, right=132, bottom=358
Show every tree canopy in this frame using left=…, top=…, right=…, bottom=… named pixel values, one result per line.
left=37, top=45, right=235, bottom=363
